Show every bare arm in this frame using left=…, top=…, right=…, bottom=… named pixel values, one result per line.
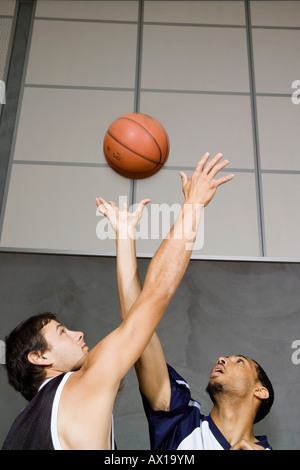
left=88, top=187, right=200, bottom=388
left=95, top=153, right=233, bottom=407
left=97, top=197, right=170, bottom=410
left=96, top=198, right=148, bottom=318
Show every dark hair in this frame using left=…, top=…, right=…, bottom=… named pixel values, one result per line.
left=252, top=359, right=274, bottom=424
left=5, top=313, right=58, bottom=402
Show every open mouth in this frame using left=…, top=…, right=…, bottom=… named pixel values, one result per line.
left=211, top=364, right=225, bottom=377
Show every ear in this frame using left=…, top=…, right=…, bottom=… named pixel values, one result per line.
left=254, top=386, right=269, bottom=400
left=27, top=351, right=52, bottom=366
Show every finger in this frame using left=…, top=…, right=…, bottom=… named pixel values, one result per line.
left=96, top=197, right=104, bottom=212
left=108, top=201, right=118, bottom=210
left=214, top=173, right=234, bottom=187
left=135, top=198, right=150, bottom=216
left=139, top=198, right=151, bottom=206
left=136, top=198, right=151, bottom=211
left=96, top=204, right=108, bottom=216
left=194, top=152, right=210, bottom=172
left=202, top=153, right=223, bottom=175
left=209, top=158, right=229, bottom=178
left=230, top=440, right=249, bottom=450
left=96, top=197, right=110, bottom=209
left=180, top=171, right=189, bottom=186
left=96, top=197, right=112, bottom=216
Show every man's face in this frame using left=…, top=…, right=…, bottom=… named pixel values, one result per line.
left=41, top=320, right=89, bottom=373
left=206, top=355, right=260, bottom=403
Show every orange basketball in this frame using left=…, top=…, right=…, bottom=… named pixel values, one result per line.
left=103, top=113, right=170, bottom=179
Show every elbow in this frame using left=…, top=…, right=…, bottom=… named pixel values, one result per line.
left=142, top=282, right=174, bottom=311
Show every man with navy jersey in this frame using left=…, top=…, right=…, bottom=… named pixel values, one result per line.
left=140, top=360, right=273, bottom=450
left=102, top=156, right=274, bottom=450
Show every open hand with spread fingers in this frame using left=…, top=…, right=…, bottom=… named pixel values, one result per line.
left=180, top=152, right=234, bottom=207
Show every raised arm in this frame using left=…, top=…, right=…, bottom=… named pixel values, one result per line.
left=94, top=153, right=233, bottom=406
left=96, top=197, right=170, bottom=410
left=96, top=197, right=149, bottom=318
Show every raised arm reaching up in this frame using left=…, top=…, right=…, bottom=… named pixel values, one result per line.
left=97, top=153, right=234, bottom=411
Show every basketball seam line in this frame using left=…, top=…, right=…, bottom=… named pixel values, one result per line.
left=117, top=116, right=164, bottom=164
left=106, top=156, right=161, bottom=177
left=106, top=130, right=163, bottom=167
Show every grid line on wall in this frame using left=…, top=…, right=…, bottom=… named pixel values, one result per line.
left=130, top=0, right=145, bottom=207
left=244, top=0, right=265, bottom=256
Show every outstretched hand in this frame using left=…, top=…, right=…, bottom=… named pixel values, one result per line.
left=180, top=152, right=234, bottom=207
left=96, top=197, right=150, bottom=239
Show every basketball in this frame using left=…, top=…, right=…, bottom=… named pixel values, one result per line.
left=103, top=113, right=170, bottom=179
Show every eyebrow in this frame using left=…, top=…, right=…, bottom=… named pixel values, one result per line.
left=232, top=355, right=249, bottom=363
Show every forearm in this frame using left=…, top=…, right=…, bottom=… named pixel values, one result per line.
left=116, top=237, right=142, bottom=319
left=127, top=202, right=203, bottom=409
left=116, top=231, right=169, bottom=407
left=143, top=201, right=203, bottom=303
left=143, top=152, right=232, bottom=300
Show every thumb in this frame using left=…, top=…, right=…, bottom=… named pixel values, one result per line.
left=180, top=171, right=188, bottom=187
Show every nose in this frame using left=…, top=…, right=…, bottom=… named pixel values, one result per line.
left=76, top=330, right=84, bottom=342
left=70, top=330, right=84, bottom=342
left=217, top=357, right=227, bottom=365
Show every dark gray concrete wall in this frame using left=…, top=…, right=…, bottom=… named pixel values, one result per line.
left=0, top=252, right=299, bottom=449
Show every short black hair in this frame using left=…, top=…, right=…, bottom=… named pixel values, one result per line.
left=252, top=359, right=274, bottom=423
left=5, top=313, right=58, bottom=401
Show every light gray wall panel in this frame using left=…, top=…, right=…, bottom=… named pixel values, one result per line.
left=144, top=0, right=246, bottom=25
left=140, top=92, right=255, bottom=169
left=257, top=96, right=300, bottom=171
left=251, top=1, right=300, bottom=27
left=13, top=88, right=135, bottom=164
left=262, top=173, right=300, bottom=258
left=25, top=19, right=138, bottom=88
left=141, top=25, right=249, bottom=92
left=0, top=165, right=131, bottom=252
left=35, top=0, right=139, bottom=21
left=252, top=29, right=300, bottom=95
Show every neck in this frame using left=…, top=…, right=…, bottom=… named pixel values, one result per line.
left=210, top=400, right=256, bottom=446
left=44, top=368, right=65, bottom=381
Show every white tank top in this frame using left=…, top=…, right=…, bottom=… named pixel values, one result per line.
left=41, top=372, right=115, bottom=450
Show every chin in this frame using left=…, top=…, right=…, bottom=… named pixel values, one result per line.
left=205, top=379, right=224, bottom=403
left=71, top=356, right=86, bottom=372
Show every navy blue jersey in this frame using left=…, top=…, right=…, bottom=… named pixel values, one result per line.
left=141, top=364, right=272, bottom=450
